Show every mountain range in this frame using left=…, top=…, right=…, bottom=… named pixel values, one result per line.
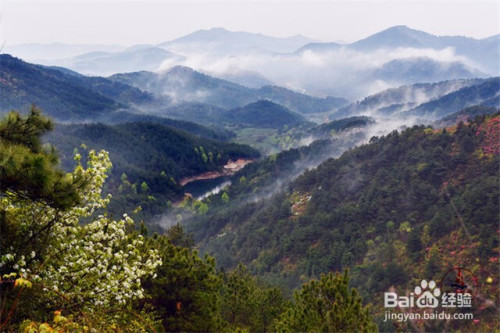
left=402, top=77, right=500, bottom=119
left=1, top=23, right=499, bottom=332
left=298, top=25, right=499, bottom=74
left=0, top=55, right=347, bottom=128
left=1, top=43, right=126, bottom=62
left=109, top=66, right=348, bottom=114
left=333, top=78, right=499, bottom=120
left=59, top=46, right=184, bottom=76
left=0, top=54, right=122, bottom=120
left=159, top=27, right=315, bottom=55
left=6, top=26, right=497, bottom=98
left=2, top=53, right=497, bottom=131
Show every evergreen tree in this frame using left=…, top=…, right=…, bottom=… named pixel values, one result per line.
left=275, top=271, right=377, bottom=332
left=0, top=109, right=161, bottom=330
left=142, top=234, right=223, bottom=332
left=0, top=106, right=84, bottom=209
left=220, top=263, right=288, bottom=332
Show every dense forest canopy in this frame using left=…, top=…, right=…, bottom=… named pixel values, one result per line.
left=186, top=114, right=500, bottom=332
left=43, top=120, right=260, bottom=223
left=0, top=110, right=378, bottom=331
left=0, top=35, right=499, bottom=331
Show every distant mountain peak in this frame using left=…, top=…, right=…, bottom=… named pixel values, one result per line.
left=246, top=99, right=282, bottom=108
left=208, top=27, right=227, bottom=32
left=159, top=28, right=316, bottom=55
left=351, top=25, right=437, bottom=51
left=375, top=25, right=431, bottom=35
left=166, top=65, right=196, bottom=74
left=195, top=27, right=232, bottom=36
left=385, top=25, right=412, bottom=31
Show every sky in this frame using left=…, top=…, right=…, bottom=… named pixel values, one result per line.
left=0, top=0, right=499, bottom=46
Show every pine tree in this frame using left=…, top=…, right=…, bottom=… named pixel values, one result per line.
left=274, top=270, right=377, bottom=332
left=142, top=234, right=223, bottom=332
left=0, top=106, right=84, bottom=209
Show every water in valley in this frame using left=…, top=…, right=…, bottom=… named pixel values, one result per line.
left=183, top=177, right=231, bottom=200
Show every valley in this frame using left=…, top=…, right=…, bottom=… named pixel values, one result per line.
left=0, top=20, right=499, bottom=332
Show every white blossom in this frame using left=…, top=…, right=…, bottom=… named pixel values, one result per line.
left=1, top=150, right=161, bottom=311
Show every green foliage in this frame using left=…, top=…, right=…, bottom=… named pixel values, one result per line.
left=0, top=107, right=84, bottom=209
left=275, top=271, right=377, bottom=332
left=222, top=100, right=311, bottom=129
left=143, top=234, right=223, bottom=332
left=220, top=264, right=289, bottom=332
left=406, top=228, right=423, bottom=261
left=311, top=116, right=375, bottom=137
left=44, top=121, right=259, bottom=221
left=399, top=221, right=411, bottom=233
left=0, top=109, right=161, bottom=330
left=436, top=105, right=499, bottom=128
left=0, top=55, right=126, bottom=120
left=0, top=108, right=379, bottom=331
left=188, top=115, right=499, bottom=331
left=386, top=221, right=395, bottom=232
left=143, top=230, right=289, bottom=333
left=165, top=223, right=195, bottom=248
left=140, top=181, right=149, bottom=193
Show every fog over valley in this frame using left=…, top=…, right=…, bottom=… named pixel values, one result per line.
left=9, top=26, right=498, bottom=100
left=0, top=3, right=499, bottom=330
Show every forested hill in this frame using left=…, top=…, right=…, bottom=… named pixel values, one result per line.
left=104, top=111, right=236, bottom=141
left=188, top=114, right=499, bottom=331
left=45, top=121, right=259, bottom=220
left=221, top=100, right=311, bottom=129
left=332, top=78, right=493, bottom=120
left=403, top=77, right=500, bottom=119
left=0, top=54, right=152, bottom=120
left=110, top=66, right=348, bottom=114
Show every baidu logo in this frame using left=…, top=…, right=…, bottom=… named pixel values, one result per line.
left=385, top=279, right=441, bottom=308
left=384, top=274, right=474, bottom=309
left=414, top=280, right=440, bottom=308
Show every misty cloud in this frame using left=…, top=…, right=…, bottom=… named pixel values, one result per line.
left=157, top=45, right=485, bottom=99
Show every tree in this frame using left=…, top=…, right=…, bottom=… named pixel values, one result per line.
left=0, top=109, right=161, bottom=330
left=142, top=234, right=223, bottom=332
left=140, top=181, right=149, bottom=193
left=165, top=223, right=194, bottom=248
left=220, top=264, right=256, bottom=328
left=0, top=106, right=84, bottom=209
left=406, top=228, right=423, bottom=261
left=219, top=264, right=288, bottom=332
left=274, top=271, right=377, bottom=332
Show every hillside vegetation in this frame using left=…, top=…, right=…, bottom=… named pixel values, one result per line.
left=0, top=55, right=151, bottom=120
left=222, top=100, right=311, bottom=129
left=187, top=114, right=499, bottom=331
left=45, top=121, right=259, bottom=222
left=1, top=109, right=377, bottom=332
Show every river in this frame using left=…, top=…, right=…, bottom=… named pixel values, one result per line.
left=182, top=177, right=231, bottom=200
left=180, top=158, right=253, bottom=199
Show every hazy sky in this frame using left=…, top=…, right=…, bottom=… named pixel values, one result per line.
left=1, top=0, right=499, bottom=46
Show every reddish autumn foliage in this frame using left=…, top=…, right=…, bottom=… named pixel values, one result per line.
left=476, top=117, right=500, bottom=155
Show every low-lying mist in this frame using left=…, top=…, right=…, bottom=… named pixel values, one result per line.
left=157, top=46, right=485, bottom=99
left=152, top=113, right=424, bottom=231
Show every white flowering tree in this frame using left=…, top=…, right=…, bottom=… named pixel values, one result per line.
left=0, top=149, right=161, bottom=330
